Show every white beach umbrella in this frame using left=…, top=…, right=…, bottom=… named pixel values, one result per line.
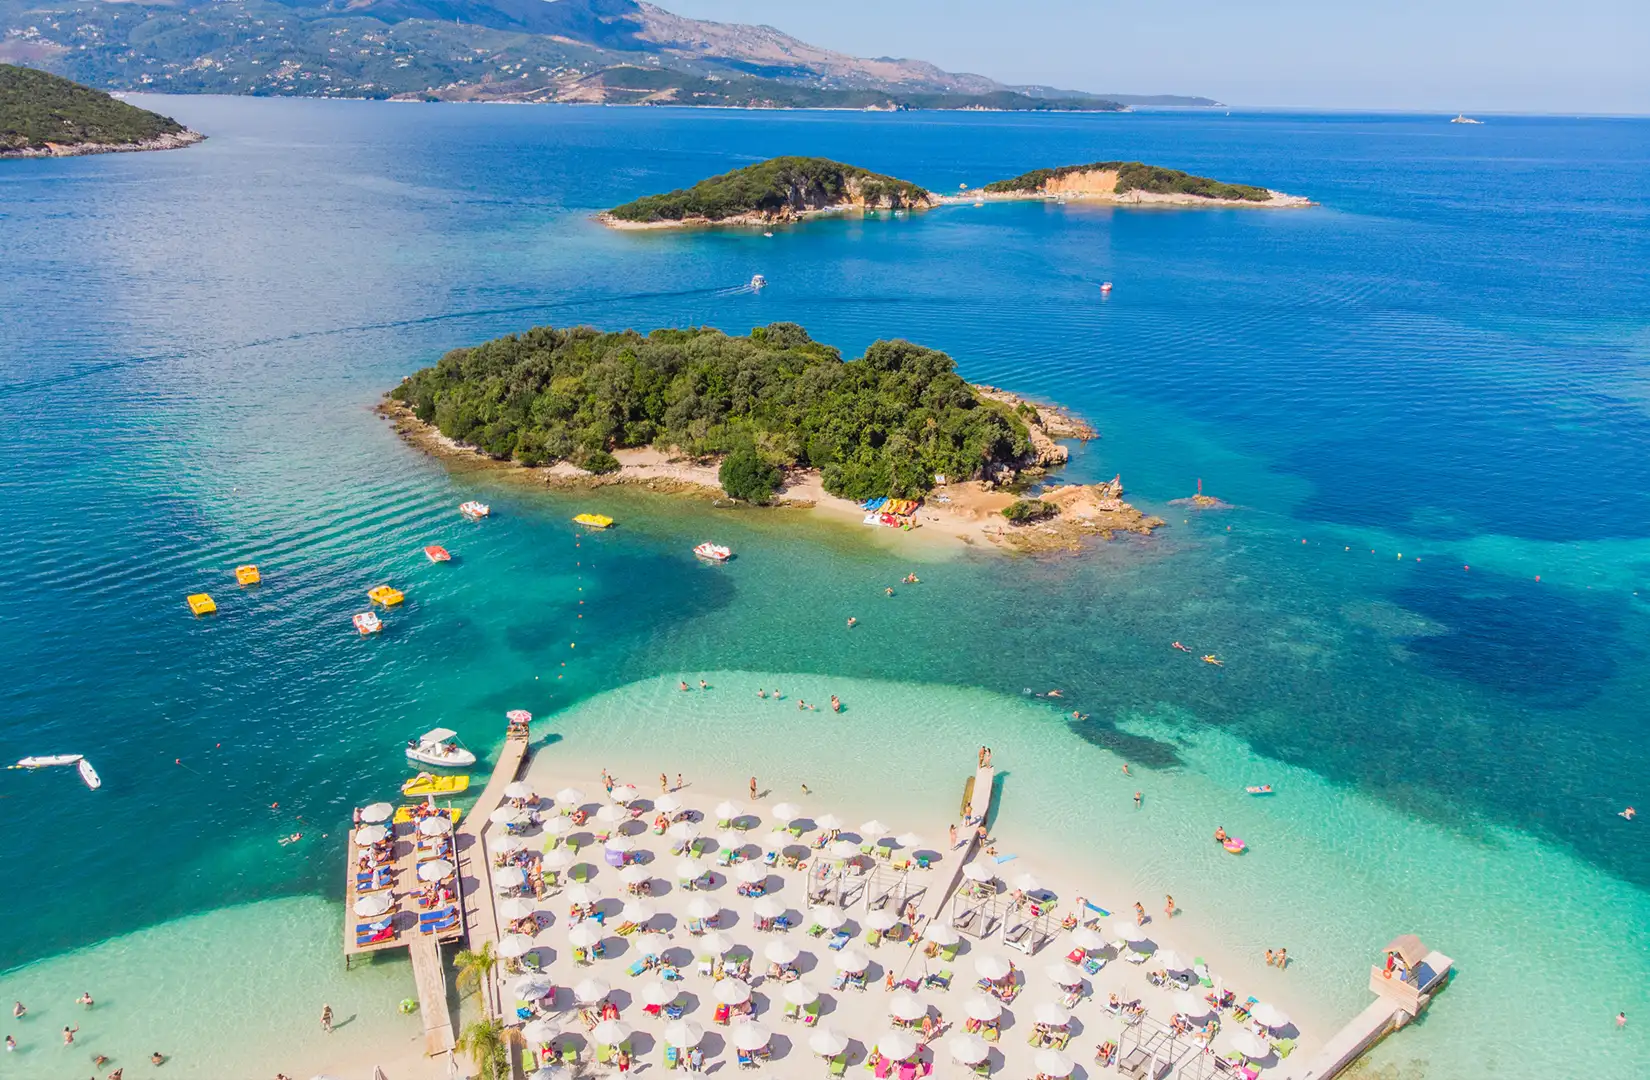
left=540, top=848, right=573, bottom=870
left=567, top=923, right=603, bottom=949
left=1252, top=1003, right=1290, bottom=1029
left=504, top=781, right=536, bottom=800
left=923, top=922, right=960, bottom=946
left=961, top=862, right=993, bottom=883
left=1157, top=950, right=1188, bottom=972
left=828, top=839, right=861, bottom=859
left=664, top=1020, right=705, bottom=1048
left=813, top=907, right=849, bottom=930
left=752, top=895, right=787, bottom=919
left=555, top=787, right=585, bottom=807
left=417, top=859, right=454, bottom=882
left=641, top=980, right=679, bottom=1008
left=718, top=830, right=747, bottom=852
left=360, top=802, right=393, bottom=823
left=1070, top=926, right=1106, bottom=951
left=974, top=954, right=1012, bottom=980
left=687, top=896, right=721, bottom=920
left=1231, top=1032, right=1270, bottom=1060
left=834, top=948, right=869, bottom=973
left=1010, top=872, right=1040, bottom=892
left=1111, top=919, right=1147, bottom=943
left=1170, top=990, right=1210, bottom=1017
left=878, top=1030, right=917, bottom=1061
left=675, top=858, right=702, bottom=879
left=667, top=820, right=700, bottom=842
left=948, top=1033, right=990, bottom=1065
left=494, top=834, right=526, bottom=854
left=1034, top=1050, right=1074, bottom=1077
left=514, top=976, right=556, bottom=1001
left=493, top=865, right=527, bottom=889
left=635, top=932, right=669, bottom=957
left=735, top=861, right=767, bottom=884
left=770, top=802, right=801, bottom=823
left=656, top=793, right=683, bottom=814
left=619, top=863, right=650, bottom=885
left=783, top=982, right=820, bottom=1006
left=699, top=930, right=733, bottom=955
left=521, top=1017, right=560, bottom=1043
left=1034, top=1003, right=1072, bottom=1026
left=814, top=813, right=843, bottom=832
left=619, top=900, right=654, bottom=924
left=353, top=893, right=392, bottom=917
left=731, top=1022, right=772, bottom=1052
left=539, top=815, right=571, bottom=837
left=963, top=995, right=1002, bottom=1022
left=894, top=832, right=923, bottom=849
left=888, top=991, right=926, bottom=1022
left=354, top=824, right=389, bottom=846
left=498, top=896, right=538, bottom=920
left=596, top=804, right=629, bottom=824
left=604, top=835, right=635, bottom=853
left=715, top=800, right=743, bottom=820
left=764, top=939, right=801, bottom=964
left=592, top=1019, right=631, bottom=1045
left=419, top=815, right=454, bottom=836
left=1043, top=963, right=1081, bottom=988
left=864, top=909, right=899, bottom=931
left=573, top=977, right=609, bottom=1003
left=565, top=882, right=602, bottom=905
left=497, top=934, right=536, bottom=958
left=858, top=819, right=889, bottom=839
left=713, top=978, right=753, bottom=1005
left=490, top=806, right=528, bottom=825
left=808, top=1026, right=849, bottom=1057
left=610, top=784, right=639, bottom=804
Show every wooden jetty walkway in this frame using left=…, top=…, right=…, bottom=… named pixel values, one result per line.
left=454, top=730, right=529, bottom=1021
left=1286, top=936, right=1453, bottom=1080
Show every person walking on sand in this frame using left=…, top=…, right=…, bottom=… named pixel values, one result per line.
left=1134, top=902, right=1146, bottom=926
left=750, top=776, right=758, bottom=800
left=1165, top=895, right=1175, bottom=918
left=801, top=783, right=811, bottom=795
left=320, top=1004, right=333, bottom=1033
left=676, top=773, right=683, bottom=791
left=660, top=773, right=668, bottom=793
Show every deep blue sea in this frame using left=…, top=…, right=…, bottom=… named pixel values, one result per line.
left=1, top=97, right=1648, bottom=1076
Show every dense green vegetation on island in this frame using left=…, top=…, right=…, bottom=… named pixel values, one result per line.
left=607, top=157, right=932, bottom=223
left=0, top=64, right=188, bottom=152
left=1003, top=499, right=1057, bottom=523
left=391, top=323, right=1034, bottom=501
left=984, top=160, right=1272, bottom=202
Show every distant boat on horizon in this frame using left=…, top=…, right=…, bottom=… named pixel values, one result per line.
left=1450, top=114, right=1484, bottom=124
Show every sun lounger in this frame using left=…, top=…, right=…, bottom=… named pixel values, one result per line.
left=562, top=1046, right=579, bottom=1066
left=828, top=1053, right=849, bottom=1077
left=832, top=971, right=849, bottom=991
left=875, top=845, right=893, bottom=860
left=803, top=1001, right=820, bottom=1025
left=923, top=969, right=952, bottom=990
left=828, top=930, right=851, bottom=950
left=570, top=864, right=590, bottom=883
left=866, top=928, right=882, bottom=947
left=939, top=942, right=960, bottom=962
left=972, top=1062, right=990, bottom=1077
left=665, top=1046, right=680, bottom=1069
left=627, top=959, right=648, bottom=977
left=1272, top=1037, right=1297, bottom=1059
left=1082, top=956, right=1105, bottom=976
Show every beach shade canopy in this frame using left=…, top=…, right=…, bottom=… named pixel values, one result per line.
left=964, top=995, right=1002, bottom=1022
left=567, top=923, right=603, bottom=949
left=770, top=802, right=801, bottom=823
left=889, top=991, right=927, bottom=1021
left=894, top=832, right=923, bottom=849
left=494, top=835, right=527, bottom=854
left=555, top=787, right=585, bottom=807
left=1231, top=1032, right=1270, bottom=1060
left=834, top=948, right=870, bottom=973
left=858, top=819, right=889, bottom=839
left=828, top=839, right=862, bottom=859
left=864, top=909, right=899, bottom=931
left=493, top=865, right=528, bottom=889
left=565, top=882, right=602, bottom=904
left=717, top=830, right=747, bottom=852
left=731, top=1021, right=772, bottom=1052
left=675, top=858, right=702, bottom=879
left=498, top=896, right=538, bottom=920
left=635, top=932, right=670, bottom=957
left=353, top=893, right=392, bottom=917
left=490, top=806, right=528, bottom=825
left=667, top=821, right=699, bottom=841
left=540, top=848, right=573, bottom=871
left=504, top=780, right=535, bottom=800
left=879, top=1030, right=918, bottom=1061
left=497, top=934, right=536, bottom=958
left=354, top=824, right=389, bottom=846
left=1010, top=872, right=1040, bottom=892
left=808, top=1026, right=849, bottom=1057
left=619, top=900, right=655, bottom=924
left=713, top=978, right=753, bottom=1005
left=1111, top=919, right=1148, bottom=943
left=699, top=930, right=733, bottom=955
left=813, top=907, right=849, bottom=930
left=1156, top=950, right=1188, bottom=972
left=514, top=975, right=555, bottom=1001
left=506, top=708, right=532, bottom=724
left=610, top=784, right=639, bottom=804
left=1043, top=963, right=1082, bottom=988
left=419, top=816, right=454, bottom=836
left=923, top=922, right=960, bottom=946
left=1034, top=1003, right=1071, bottom=1026
left=521, top=1018, right=560, bottom=1043
left=961, top=862, right=994, bottom=883
left=592, top=1019, right=631, bottom=1045
left=1034, top=1050, right=1074, bottom=1077
left=573, top=977, right=610, bottom=1003
left=417, top=859, right=455, bottom=882
left=640, top=979, right=679, bottom=1007
left=814, top=813, right=843, bottom=831
left=783, top=982, right=820, bottom=1006
left=714, top=800, right=743, bottom=820
left=656, top=793, right=683, bottom=814
left=596, top=803, right=629, bottom=824
left=664, top=1020, right=705, bottom=1048
left=360, top=802, right=393, bottom=823
left=752, top=896, right=787, bottom=920
left=1169, top=990, right=1208, bottom=1017
left=764, top=940, right=801, bottom=964
left=1070, top=927, right=1106, bottom=951
left=735, top=861, right=767, bottom=884
left=1385, top=934, right=1427, bottom=968
left=686, top=896, right=722, bottom=920
left=948, top=1033, right=991, bottom=1065
left=1251, top=1003, right=1291, bottom=1029
left=619, top=863, right=650, bottom=885
left=605, top=835, right=635, bottom=854
left=974, top=954, right=1013, bottom=980
left=539, top=816, right=571, bottom=837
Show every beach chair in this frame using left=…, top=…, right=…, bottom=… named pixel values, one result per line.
left=831, top=971, right=849, bottom=991
left=1082, top=956, right=1105, bottom=976
left=562, top=1045, right=579, bottom=1066
left=828, top=1053, right=849, bottom=1078
left=1272, top=1038, right=1297, bottom=1059
left=860, top=843, right=875, bottom=857
left=866, top=928, right=882, bottom=947
left=939, top=943, right=959, bottom=962
left=875, top=845, right=893, bottom=860
left=803, top=1001, right=820, bottom=1025
left=972, top=1062, right=990, bottom=1077
left=717, top=817, right=732, bottom=830
left=714, top=1003, right=732, bottom=1025
left=807, top=922, right=827, bottom=937
left=737, top=1051, right=755, bottom=1069
left=597, top=1044, right=614, bottom=1065
left=788, top=825, right=804, bottom=838
left=924, top=969, right=952, bottom=991
left=566, top=837, right=582, bottom=856
left=665, top=1046, right=680, bottom=1070
left=914, top=854, right=931, bottom=870
left=571, top=864, right=590, bottom=884
left=627, top=959, right=648, bottom=977
left=1065, top=947, right=1086, bottom=965
left=828, top=930, right=851, bottom=950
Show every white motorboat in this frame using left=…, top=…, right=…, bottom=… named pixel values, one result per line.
left=12, top=754, right=82, bottom=769
left=406, top=728, right=477, bottom=768
left=693, top=542, right=732, bottom=562
left=750, top=274, right=766, bottom=290
left=77, top=759, right=102, bottom=790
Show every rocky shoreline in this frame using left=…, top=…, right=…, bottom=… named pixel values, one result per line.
left=944, top=187, right=1311, bottom=209
left=0, top=129, right=206, bottom=159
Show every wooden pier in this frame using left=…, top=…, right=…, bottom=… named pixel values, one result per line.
left=1285, top=936, right=1453, bottom=1080
left=454, top=730, right=529, bottom=1020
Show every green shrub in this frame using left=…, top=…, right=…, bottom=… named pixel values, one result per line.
left=719, top=444, right=783, bottom=504
left=1002, top=499, right=1056, bottom=523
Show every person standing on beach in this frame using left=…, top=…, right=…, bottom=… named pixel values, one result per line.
left=320, top=1003, right=333, bottom=1033
left=676, top=773, right=683, bottom=791
left=1165, top=895, right=1175, bottom=918
left=749, top=776, right=758, bottom=800
left=1134, top=902, right=1146, bottom=926
left=1276, top=948, right=1288, bottom=969
left=1265, top=949, right=1276, bottom=967
left=660, top=773, right=668, bottom=793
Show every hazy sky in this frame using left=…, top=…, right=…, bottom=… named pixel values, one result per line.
left=661, top=0, right=1650, bottom=113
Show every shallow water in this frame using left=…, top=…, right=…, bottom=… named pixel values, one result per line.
left=1, top=97, right=1647, bottom=1076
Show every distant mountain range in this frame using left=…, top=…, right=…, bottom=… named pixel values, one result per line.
left=0, top=0, right=1221, bottom=110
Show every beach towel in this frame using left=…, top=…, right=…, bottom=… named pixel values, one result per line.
left=993, top=853, right=1018, bottom=863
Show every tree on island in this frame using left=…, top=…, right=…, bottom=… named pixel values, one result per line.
left=719, top=442, right=784, bottom=503
left=456, top=1016, right=523, bottom=1080
left=1002, top=498, right=1057, bottom=523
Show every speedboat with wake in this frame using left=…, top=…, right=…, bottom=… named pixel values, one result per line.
left=9, top=754, right=101, bottom=789
left=406, top=728, right=476, bottom=768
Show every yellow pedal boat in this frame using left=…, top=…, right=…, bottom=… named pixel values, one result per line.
left=573, top=513, right=614, bottom=529
left=402, top=773, right=471, bottom=797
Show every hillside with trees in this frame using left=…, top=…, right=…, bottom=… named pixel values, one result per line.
left=984, top=160, right=1273, bottom=202
left=0, top=64, right=200, bottom=155
left=605, top=157, right=934, bottom=224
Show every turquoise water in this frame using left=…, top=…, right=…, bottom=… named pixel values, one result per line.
left=1, top=98, right=1648, bottom=1075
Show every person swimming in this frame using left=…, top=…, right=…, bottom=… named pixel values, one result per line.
left=1623, top=807, right=1637, bottom=820
left=1172, top=642, right=1191, bottom=652
left=1214, top=825, right=1228, bottom=843
left=1201, top=655, right=1223, bottom=666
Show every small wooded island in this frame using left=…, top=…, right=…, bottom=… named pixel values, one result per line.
left=385, top=322, right=1161, bottom=553
left=0, top=64, right=203, bottom=158
left=974, top=160, right=1309, bottom=207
